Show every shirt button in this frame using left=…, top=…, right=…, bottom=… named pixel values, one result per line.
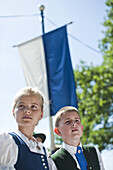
left=44, top=166, right=47, bottom=169
left=42, top=159, right=45, bottom=161
left=43, top=163, right=46, bottom=166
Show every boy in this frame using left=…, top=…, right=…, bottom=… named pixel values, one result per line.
left=0, top=86, right=56, bottom=170
left=51, top=106, right=105, bottom=170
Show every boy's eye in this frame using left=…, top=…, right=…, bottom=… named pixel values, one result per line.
left=75, top=119, right=80, bottom=122
left=64, top=120, right=71, bottom=124
left=75, top=119, right=80, bottom=123
left=64, top=119, right=81, bottom=125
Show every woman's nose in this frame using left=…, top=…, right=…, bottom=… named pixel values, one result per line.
left=24, top=107, right=31, bottom=114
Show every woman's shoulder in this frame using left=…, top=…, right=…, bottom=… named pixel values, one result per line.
left=0, top=131, right=18, bottom=148
left=0, top=131, right=13, bottom=140
left=0, top=131, right=18, bottom=167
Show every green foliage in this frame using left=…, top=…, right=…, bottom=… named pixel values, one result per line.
left=54, top=0, right=113, bottom=152
left=74, top=61, right=113, bottom=152
left=74, top=0, right=113, bottom=152
left=56, top=0, right=113, bottom=151
left=54, top=133, right=63, bottom=145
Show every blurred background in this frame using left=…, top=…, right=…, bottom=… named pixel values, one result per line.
left=0, top=0, right=113, bottom=169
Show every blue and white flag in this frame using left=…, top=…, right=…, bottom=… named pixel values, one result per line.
left=18, top=26, right=77, bottom=117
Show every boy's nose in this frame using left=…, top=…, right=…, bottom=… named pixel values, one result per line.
left=71, top=120, right=77, bottom=127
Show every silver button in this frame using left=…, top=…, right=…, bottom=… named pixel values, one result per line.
left=42, top=159, right=45, bottom=161
left=41, top=155, right=44, bottom=158
left=44, top=166, right=47, bottom=169
left=43, top=163, right=46, bottom=166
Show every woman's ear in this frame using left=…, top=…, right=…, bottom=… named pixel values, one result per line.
left=54, top=128, right=61, bottom=136
left=39, top=111, right=43, bottom=120
left=12, top=110, right=15, bottom=118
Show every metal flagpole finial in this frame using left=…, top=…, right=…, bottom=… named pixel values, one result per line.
left=38, top=4, right=45, bottom=34
left=38, top=4, right=45, bottom=11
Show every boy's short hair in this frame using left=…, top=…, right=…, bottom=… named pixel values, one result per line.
left=12, top=86, right=44, bottom=111
left=54, top=106, right=79, bottom=127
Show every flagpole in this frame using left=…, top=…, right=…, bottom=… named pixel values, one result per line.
left=38, top=5, right=45, bottom=34
left=38, top=4, right=56, bottom=152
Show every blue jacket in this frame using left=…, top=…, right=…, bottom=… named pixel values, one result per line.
left=9, top=132, right=49, bottom=170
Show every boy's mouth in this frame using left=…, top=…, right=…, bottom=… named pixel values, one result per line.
left=72, top=128, right=78, bottom=132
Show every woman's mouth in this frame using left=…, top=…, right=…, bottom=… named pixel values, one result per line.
left=22, top=116, right=32, bottom=119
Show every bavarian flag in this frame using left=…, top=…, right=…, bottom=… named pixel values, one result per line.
left=17, top=25, right=78, bottom=117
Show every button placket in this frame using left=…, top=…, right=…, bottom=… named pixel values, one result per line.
left=41, top=155, right=47, bottom=169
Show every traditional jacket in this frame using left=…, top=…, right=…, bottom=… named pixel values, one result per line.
left=51, top=146, right=100, bottom=170
left=9, top=132, right=49, bottom=170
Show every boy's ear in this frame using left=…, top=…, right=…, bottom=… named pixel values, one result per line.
left=54, top=128, right=61, bottom=136
left=82, top=125, right=84, bottom=131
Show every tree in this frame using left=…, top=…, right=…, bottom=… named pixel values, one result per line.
left=53, top=0, right=113, bottom=152
left=74, top=0, right=113, bottom=152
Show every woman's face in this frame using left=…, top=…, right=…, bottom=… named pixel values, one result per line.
left=13, top=95, right=43, bottom=128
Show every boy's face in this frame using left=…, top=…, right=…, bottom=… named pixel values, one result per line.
left=13, top=95, right=43, bottom=129
left=55, top=111, right=83, bottom=145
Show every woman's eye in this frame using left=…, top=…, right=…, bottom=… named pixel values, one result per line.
left=18, top=105, right=25, bottom=109
left=31, top=105, right=38, bottom=110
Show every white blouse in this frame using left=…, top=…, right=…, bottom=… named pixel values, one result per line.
left=0, top=130, right=57, bottom=170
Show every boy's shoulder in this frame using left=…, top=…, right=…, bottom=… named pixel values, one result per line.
left=82, top=145, right=96, bottom=153
left=51, top=148, right=78, bottom=170
left=83, top=145, right=95, bottom=148
left=51, top=148, right=70, bottom=159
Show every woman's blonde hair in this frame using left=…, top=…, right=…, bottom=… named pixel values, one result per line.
left=12, top=86, right=44, bottom=112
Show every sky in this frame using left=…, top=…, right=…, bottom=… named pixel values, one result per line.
left=0, top=0, right=113, bottom=169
